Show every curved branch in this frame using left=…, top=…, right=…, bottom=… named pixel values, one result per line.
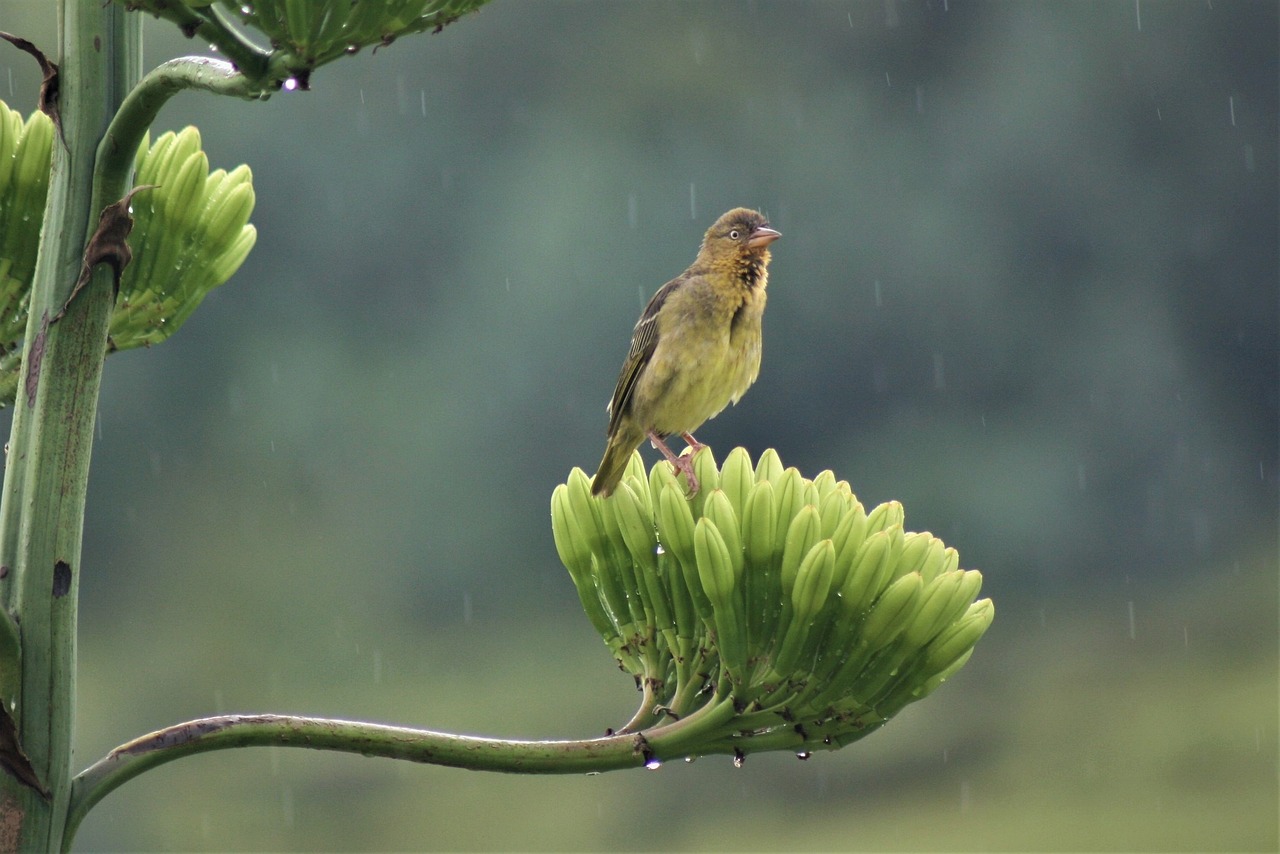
left=65, top=714, right=650, bottom=846
left=94, top=56, right=268, bottom=205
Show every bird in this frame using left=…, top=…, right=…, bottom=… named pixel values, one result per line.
left=591, top=207, right=781, bottom=497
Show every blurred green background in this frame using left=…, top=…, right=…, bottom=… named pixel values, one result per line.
left=2, top=1, right=1277, bottom=850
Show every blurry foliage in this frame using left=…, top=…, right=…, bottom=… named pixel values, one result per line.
left=0, top=0, right=1274, bottom=849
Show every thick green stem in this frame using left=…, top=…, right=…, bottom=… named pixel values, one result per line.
left=64, top=715, right=653, bottom=847
left=0, top=2, right=139, bottom=848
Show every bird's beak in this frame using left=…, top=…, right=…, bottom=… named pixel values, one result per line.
left=748, top=225, right=782, bottom=249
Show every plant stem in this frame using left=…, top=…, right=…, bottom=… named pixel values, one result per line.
left=96, top=56, right=265, bottom=205
left=0, top=2, right=139, bottom=848
left=63, top=714, right=653, bottom=846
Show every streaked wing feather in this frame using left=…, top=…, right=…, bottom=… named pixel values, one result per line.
left=605, top=276, right=683, bottom=436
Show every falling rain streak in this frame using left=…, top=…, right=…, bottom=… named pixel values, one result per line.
left=689, top=183, right=697, bottom=220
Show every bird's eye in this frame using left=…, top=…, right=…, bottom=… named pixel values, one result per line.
left=729, top=229, right=741, bottom=240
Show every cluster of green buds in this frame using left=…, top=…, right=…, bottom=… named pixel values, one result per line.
left=0, top=105, right=256, bottom=404
left=551, top=447, right=994, bottom=761
left=0, top=102, right=54, bottom=364
left=128, top=0, right=489, bottom=84
left=110, top=126, right=256, bottom=351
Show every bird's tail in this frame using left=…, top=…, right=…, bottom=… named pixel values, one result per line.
left=591, top=429, right=644, bottom=497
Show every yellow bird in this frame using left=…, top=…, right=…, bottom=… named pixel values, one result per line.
left=592, top=207, right=781, bottom=497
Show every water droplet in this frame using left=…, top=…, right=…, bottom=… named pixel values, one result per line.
left=732, top=749, right=746, bottom=768
left=654, top=543, right=665, bottom=556
left=283, top=77, right=299, bottom=92
left=644, top=757, right=662, bottom=770
left=795, top=751, right=811, bottom=761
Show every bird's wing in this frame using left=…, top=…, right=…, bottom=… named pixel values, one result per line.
left=605, top=276, right=683, bottom=437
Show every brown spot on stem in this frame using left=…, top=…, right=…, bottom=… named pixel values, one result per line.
left=24, top=312, right=47, bottom=409
left=57, top=185, right=156, bottom=321
left=0, top=704, right=49, bottom=799
left=0, top=32, right=61, bottom=143
left=51, top=560, right=70, bottom=597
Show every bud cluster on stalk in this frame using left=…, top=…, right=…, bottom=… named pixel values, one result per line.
left=128, top=0, right=488, bottom=80
left=0, top=103, right=54, bottom=360
left=111, top=127, right=257, bottom=351
left=0, top=107, right=257, bottom=405
left=551, top=447, right=994, bottom=760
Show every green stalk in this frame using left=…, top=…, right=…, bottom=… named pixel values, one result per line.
left=0, top=2, right=138, bottom=847
left=64, top=714, right=654, bottom=847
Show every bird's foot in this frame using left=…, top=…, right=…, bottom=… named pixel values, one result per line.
left=649, top=432, right=702, bottom=497
left=681, top=432, right=706, bottom=453
left=671, top=453, right=700, bottom=497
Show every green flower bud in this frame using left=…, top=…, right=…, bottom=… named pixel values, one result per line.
left=754, top=447, right=784, bottom=484
left=657, top=481, right=713, bottom=628
left=816, top=488, right=845, bottom=539
left=741, top=479, right=777, bottom=571
left=865, top=500, right=904, bottom=535
left=918, top=597, right=994, bottom=680
left=811, top=469, right=837, bottom=499
left=857, top=571, right=924, bottom=651
left=828, top=501, right=869, bottom=591
left=772, top=467, right=807, bottom=543
left=550, top=482, right=593, bottom=580
left=897, top=532, right=934, bottom=578
left=718, top=446, right=755, bottom=520
left=838, top=526, right=904, bottom=618
left=689, top=446, right=720, bottom=508
left=693, top=517, right=746, bottom=679
left=702, top=490, right=743, bottom=580
left=655, top=471, right=696, bottom=569
left=693, top=517, right=735, bottom=606
left=908, top=569, right=984, bottom=651
left=767, top=538, right=835, bottom=683
left=609, top=480, right=659, bottom=579
left=779, top=505, right=822, bottom=596
left=901, top=569, right=965, bottom=649
left=620, top=450, right=652, bottom=511
left=789, top=539, right=836, bottom=624
left=940, top=546, right=960, bottom=577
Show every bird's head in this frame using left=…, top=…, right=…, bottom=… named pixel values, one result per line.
left=699, top=208, right=781, bottom=263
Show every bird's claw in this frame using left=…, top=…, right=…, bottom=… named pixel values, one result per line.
left=672, top=454, right=700, bottom=497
